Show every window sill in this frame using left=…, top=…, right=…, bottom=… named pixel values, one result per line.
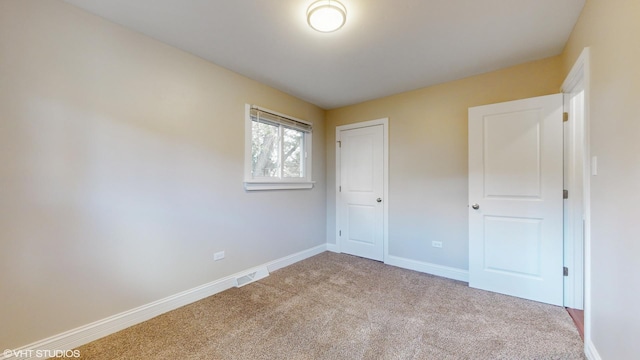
left=244, top=181, right=315, bottom=191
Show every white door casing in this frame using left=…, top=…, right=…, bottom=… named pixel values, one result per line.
left=562, top=46, right=591, bottom=351
left=563, top=86, right=585, bottom=310
left=336, top=120, right=388, bottom=261
left=562, top=48, right=590, bottom=312
left=468, top=94, right=564, bottom=306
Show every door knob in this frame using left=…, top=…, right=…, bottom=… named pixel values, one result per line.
left=471, top=203, right=480, bottom=210
left=376, top=198, right=382, bottom=203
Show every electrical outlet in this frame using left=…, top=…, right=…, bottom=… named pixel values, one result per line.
left=432, top=241, right=443, bottom=248
left=214, top=251, right=225, bottom=261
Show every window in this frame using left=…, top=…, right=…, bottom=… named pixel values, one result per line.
left=244, top=104, right=314, bottom=190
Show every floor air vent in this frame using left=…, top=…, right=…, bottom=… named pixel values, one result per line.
left=234, top=266, right=269, bottom=287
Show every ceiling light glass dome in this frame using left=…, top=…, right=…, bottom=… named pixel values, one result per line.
left=307, top=0, right=347, bottom=33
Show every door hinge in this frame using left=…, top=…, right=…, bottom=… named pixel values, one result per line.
left=563, top=112, right=569, bottom=122
left=563, top=189, right=568, bottom=199
left=563, top=267, right=569, bottom=276
left=339, top=186, right=342, bottom=192
left=339, top=230, right=342, bottom=236
left=337, top=141, right=341, bottom=148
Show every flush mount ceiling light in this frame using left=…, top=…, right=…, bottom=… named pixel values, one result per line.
left=307, top=0, right=347, bottom=33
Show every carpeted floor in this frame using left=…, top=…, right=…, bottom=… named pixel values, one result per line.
left=62, top=252, right=585, bottom=359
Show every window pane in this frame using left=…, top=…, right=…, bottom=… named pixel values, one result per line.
left=252, top=121, right=280, bottom=177
left=282, top=127, right=304, bottom=178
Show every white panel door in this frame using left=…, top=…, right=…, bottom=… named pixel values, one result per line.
left=468, top=94, right=564, bottom=306
left=338, top=125, right=384, bottom=261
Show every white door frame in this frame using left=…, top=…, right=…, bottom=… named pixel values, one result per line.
left=561, top=47, right=591, bottom=348
left=335, top=118, right=389, bottom=261
left=562, top=52, right=587, bottom=310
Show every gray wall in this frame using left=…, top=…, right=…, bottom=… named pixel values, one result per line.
left=0, top=0, right=325, bottom=349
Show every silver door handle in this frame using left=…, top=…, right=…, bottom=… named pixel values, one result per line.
left=471, top=204, right=480, bottom=210
left=376, top=198, right=382, bottom=203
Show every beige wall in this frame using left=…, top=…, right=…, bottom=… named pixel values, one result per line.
left=561, top=0, right=640, bottom=358
left=0, top=0, right=325, bottom=349
left=326, top=57, right=563, bottom=271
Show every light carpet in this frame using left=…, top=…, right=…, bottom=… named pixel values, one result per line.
left=59, top=252, right=585, bottom=359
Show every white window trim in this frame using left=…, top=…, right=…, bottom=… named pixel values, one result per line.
left=244, top=104, right=314, bottom=191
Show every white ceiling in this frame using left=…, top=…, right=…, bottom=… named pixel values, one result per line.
left=63, top=0, right=585, bottom=109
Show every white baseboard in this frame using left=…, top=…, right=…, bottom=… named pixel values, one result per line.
left=323, top=247, right=467, bottom=282
left=584, top=338, right=601, bottom=360
left=2, top=244, right=327, bottom=360
left=385, top=255, right=469, bottom=282
left=326, top=243, right=339, bottom=253
left=266, top=244, right=326, bottom=272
